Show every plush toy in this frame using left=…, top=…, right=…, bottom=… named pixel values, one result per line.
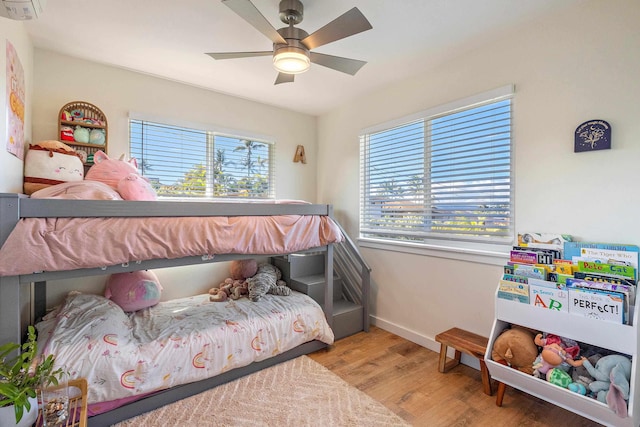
left=491, top=326, right=539, bottom=375
left=85, top=151, right=157, bottom=201
left=105, top=270, right=163, bottom=312
left=247, top=263, right=290, bottom=302
left=209, top=278, right=249, bottom=302
left=60, top=125, right=74, bottom=141
left=73, top=126, right=90, bottom=143
left=117, top=173, right=157, bottom=201
left=582, top=354, right=632, bottom=417
left=533, top=334, right=585, bottom=382
left=23, top=140, right=84, bottom=195
left=89, top=128, right=106, bottom=145
left=229, top=259, right=258, bottom=280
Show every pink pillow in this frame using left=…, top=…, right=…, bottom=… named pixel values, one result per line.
left=104, top=270, right=163, bottom=312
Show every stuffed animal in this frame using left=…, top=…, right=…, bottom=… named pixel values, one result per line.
left=229, top=259, right=258, bottom=280
left=73, top=126, right=90, bottom=143
left=247, top=263, right=290, bottom=302
left=117, top=173, right=157, bottom=201
left=533, top=333, right=585, bottom=380
left=85, top=151, right=157, bottom=201
left=582, top=354, right=632, bottom=417
left=209, top=278, right=249, bottom=302
left=23, top=140, right=84, bottom=195
left=89, top=128, right=106, bottom=145
left=105, top=270, right=163, bottom=312
left=491, top=326, right=539, bottom=375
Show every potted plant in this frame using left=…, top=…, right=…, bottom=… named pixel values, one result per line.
left=0, top=326, right=62, bottom=426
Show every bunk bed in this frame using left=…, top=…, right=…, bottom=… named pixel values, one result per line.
left=0, top=193, right=342, bottom=426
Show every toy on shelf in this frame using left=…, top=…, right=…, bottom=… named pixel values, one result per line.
left=583, top=355, right=632, bottom=417
left=491, top=326, right=539, bottom=375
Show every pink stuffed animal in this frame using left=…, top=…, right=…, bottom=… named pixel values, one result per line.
left=85, top=150, right=157, bottom=201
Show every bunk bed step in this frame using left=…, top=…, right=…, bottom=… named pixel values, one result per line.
left=290, top=274, right=343, bottom=304
left=332, top=299, right=364, bottom=340
left=272, top=253, right=325, bottom=280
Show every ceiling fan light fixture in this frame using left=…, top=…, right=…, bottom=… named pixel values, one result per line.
left=273, top=46, right=310, bottom=74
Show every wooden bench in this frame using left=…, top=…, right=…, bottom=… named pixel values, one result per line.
left=435, top=327, right=493, bottom=396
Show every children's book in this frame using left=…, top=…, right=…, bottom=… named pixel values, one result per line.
left=579, top=247, right=639, bottom=269
left=529, top=282, right=569, bottom=312
left=498, top=280, right=529, bottom=303
left=577, top=261, right=636, bottom=280
left=504, top=264, right=547, bottom=280
left=568, top=287, right=625, bottom=324
left=566, top=278, right=635, bottom=313
left=564, top=242, right=639, bottom=262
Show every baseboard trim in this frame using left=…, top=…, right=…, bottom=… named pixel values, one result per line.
left=370, top=316, right=481, bottom=370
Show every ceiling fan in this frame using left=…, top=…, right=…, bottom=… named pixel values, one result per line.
left=207, top=0, right=373, bottom=85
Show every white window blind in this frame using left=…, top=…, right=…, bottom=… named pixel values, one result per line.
left=360, top=90, right=513, bottom=246
left=130, top=119, right=274, bottom=199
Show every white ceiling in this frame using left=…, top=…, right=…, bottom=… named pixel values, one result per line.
left=24, top=0, right=584, bottom=116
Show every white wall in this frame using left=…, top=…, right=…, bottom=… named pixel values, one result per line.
left=0, top=19, right=33, bottom=193
left=32, top=50, right=318, bottom=305
left=317, top=1, right=640, bottom=352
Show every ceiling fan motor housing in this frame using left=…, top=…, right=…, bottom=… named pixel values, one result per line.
left=279, top=0, right=304, bottom=25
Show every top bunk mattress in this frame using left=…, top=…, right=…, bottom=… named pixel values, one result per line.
left=0, top=213, right=343, bottom=276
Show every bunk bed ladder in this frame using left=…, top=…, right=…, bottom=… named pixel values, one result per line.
left=272, top=220, right=371, bottom=340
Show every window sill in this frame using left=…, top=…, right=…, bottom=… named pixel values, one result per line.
left=358, top=238, right=510, bottom=266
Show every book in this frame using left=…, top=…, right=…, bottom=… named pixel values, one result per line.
left=517, top=232, right=572, bottom=251
left=529, top=282, right=569, bottom=312
left=504, top=264, right=547, bottom=280
left=568, top=287, right=625, bottom=324
left=498, top=280, right=529, bottom=303
left=573, top=271, right=636, bottom=286
left=501, top=273, right=529, bottom=284
left=577, top=261, right=636, bottom=280
left=566, top=277, right=635, bottom=314
left=579, top=247, right=639, bottom=269
left=564, top=242, right=639, bottom=262
left=511, top=246, right=560, bottom=264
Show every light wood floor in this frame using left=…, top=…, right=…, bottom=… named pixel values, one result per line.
left=309, top=326, right=602, bottom=427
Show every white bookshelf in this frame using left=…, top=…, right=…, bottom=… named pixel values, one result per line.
left=485, top=292, right=639, bottom=427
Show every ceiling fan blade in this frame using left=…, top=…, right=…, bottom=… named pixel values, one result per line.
left=310, top=52, right=367, bottom=76
left=275, top=72, right=295, bottom=85
left=206, top=51, right=273, bottom=60
left=222, top=0, right=287, bottom=44
left=301, top=7, right=372, bottom=50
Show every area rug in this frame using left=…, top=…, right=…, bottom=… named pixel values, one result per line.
left=112, top=356, right=409, bottom=426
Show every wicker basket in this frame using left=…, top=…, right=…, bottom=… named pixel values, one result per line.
left=36, top=378, right=88, bottom=427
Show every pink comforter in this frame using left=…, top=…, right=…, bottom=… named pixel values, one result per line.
left=0, top=215, right=343, bottom=276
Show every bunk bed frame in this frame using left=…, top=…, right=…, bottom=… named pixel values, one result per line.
left=0, top=193, right=336, bottom=426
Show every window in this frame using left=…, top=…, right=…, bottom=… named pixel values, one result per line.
left=129, top=119, right=274, bottom=199
left=359, top=86, right=513, bottom=249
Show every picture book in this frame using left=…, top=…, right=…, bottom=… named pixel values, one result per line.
left=517, top=232, right=572, bottom=251
left=504, top=264, right=547, bottom=280
left=529, top=283, right=569, bottom=312
left=568, top=287, right=625, bottom=324
left=498, top=280, right=529, bottom=303
left=512, top=247, right=560, bottom=264
left=580, top=247, right=639, bottom=269
left=577, top=261, right=636, bottom=280
left=501, top=273, right=529, bottom=284
left=566, top=277, right=635, bottom=311
left=564, top=242, right=639, bottom=262
left=573, top=271, right=636, bottom=286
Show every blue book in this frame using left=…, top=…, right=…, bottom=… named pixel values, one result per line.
left=564, top=242, right=639, bottom=261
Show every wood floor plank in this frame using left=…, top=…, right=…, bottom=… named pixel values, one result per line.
left=309, top=326, right=602, bottom=427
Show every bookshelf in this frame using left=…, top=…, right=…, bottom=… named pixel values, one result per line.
left=485, top=292, right=639, bottom=426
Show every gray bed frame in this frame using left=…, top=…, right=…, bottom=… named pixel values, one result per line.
left=0, top=193, right=336, bottom=426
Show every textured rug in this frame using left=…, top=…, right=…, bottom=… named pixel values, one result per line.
left=112, top=356, right=409, bottom=426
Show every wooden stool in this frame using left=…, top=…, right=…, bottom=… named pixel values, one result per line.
left=435, top=327, right=493, bottom=396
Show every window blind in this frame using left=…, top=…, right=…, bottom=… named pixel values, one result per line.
left=360, top=94, right=512, bottom=245
left=130, top=119, right=274, bottom=199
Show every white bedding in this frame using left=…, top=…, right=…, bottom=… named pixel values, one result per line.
left=36, top=291, right=334, bottom=412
